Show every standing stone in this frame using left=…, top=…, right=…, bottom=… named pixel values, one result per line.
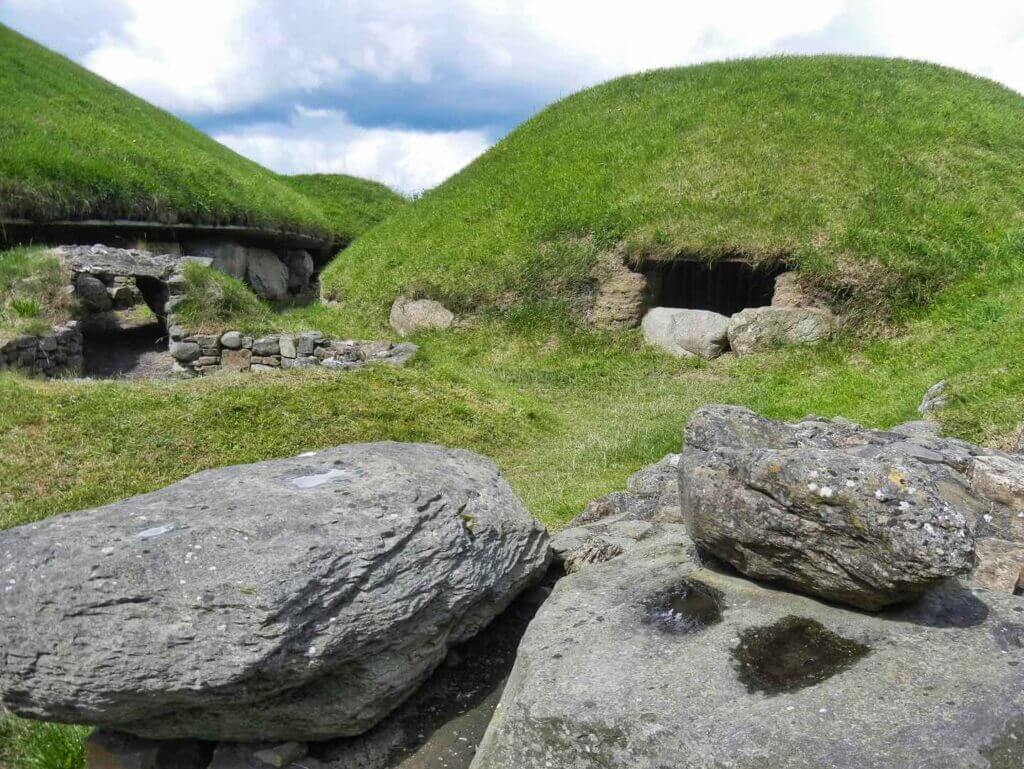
left=0, top=443, right=550, bottom=741
left=285, top=251, right=315, bottom=292
left=918, top=380, right=949, bottom=416
left=389, top=297, right=455, bottom=336
left=771, top=271, right=816, bottom=308
left=727, top=306, right=833, bottom=355
left=641, top=307, right=730, bottom=359
left=278, top=336, right=297, bottom=359
left=245, top=251, right=289, bottom=301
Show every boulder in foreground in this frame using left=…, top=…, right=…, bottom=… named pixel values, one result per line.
left=0, top=443, right=550, bottom=741
left=680, top=405, right=976, bottom=609
left=474, top=524, right=1024, bottom=769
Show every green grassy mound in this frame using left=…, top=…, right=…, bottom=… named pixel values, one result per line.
left=322, top=56, right=1024, bottom=327
left=282, top=174, right=405, bottom=243
left=0, top=25, right=397, bottom=242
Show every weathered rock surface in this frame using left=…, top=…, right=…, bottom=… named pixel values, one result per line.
left=727, top=306, right=833, bottom=355
left=245, top=249, right=290, bottom=301
left=588, top=256, right=648, bottom=330
left=472, top=524, right=1024, bottom=769
left=770, top=270, right=818, bottom=309
left=680, top=405, right=976, bottom=609
left=0, top=443, right=551, bottom=741
left=389, top=297, right=455, bottom=336
left=918, top=379, right=950, bottom=416
left=641, top=308, right=730, bottom=359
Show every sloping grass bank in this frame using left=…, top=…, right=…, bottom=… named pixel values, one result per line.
left=0, top=25, right=403, bottom=242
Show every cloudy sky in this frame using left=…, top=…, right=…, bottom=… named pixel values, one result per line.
left=3, top=1, right=1023, bottom=194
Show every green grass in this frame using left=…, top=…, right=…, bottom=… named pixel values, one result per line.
left=282, top=174, right=406, bottom=242
left=0, top=712, right=88, bottom=769
left=173, top=263, right=274, bottom=333
left=0, top=25, right=395, bottom=242
left=0, top=246, right=72, bottom=344
left=3, top=232, right=1022, bottom=533
left=322, top=56, right=1024, bottom=329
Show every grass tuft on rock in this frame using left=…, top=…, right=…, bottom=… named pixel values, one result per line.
left=321, top=56, right=1024, bottom=329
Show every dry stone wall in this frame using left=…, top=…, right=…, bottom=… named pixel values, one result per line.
left=168, top=327, right=417, bottom=377
left=0, top=321, right=83, bottom=378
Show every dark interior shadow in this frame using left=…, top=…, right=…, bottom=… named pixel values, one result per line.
left=83, top=322, right=171, bottom=379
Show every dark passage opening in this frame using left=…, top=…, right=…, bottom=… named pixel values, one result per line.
left=82, top=322, right=172, bottom=379
left=642, top=259, right=784, bottom=316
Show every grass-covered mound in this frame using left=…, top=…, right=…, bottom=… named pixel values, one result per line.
left=0, top=25, right=396, bottom=241
left=282, top=174, right=405, bottom=242
left=322, top=56, right=1024, bottom=327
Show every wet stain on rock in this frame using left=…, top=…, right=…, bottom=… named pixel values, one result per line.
left=642, top=579, right=724, bottom=634
left=733, top=616, right=870, bottom=695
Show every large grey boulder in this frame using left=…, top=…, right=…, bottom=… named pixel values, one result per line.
left=641, top=308, right=730, bottom=359
left=727, top=306, right=833, bottom=355
left=0, top=443, right=550, bottom=741
left=472, top=524, right=1024, bottom=769
left=389, top=297, right=455, bottom=336
left=245, top=250, right=290, bottom=300
left=680, top=405, right=975, bottom=609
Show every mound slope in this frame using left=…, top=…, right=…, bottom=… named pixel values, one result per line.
left=0, top=25, right=397, bottom=242
left=322, top=56, right=1024, bottom=325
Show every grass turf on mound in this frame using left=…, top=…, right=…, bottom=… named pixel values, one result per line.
left=322, top=56, right=1024, bottom=328
left=0, top=25, right=396, bottom=241
left=282, top=174, right=406, bottom=243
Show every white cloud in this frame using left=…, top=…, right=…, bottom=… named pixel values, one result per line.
left=216, top=108, right=490, bottom=194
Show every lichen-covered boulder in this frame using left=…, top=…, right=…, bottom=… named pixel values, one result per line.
left=0, top=443, right=550, bottom=741
left=641, top=308, right=730, bottom=359
left=680, top=405, right=976, bottom=609
left=472, top=525, right=1024, bottom=769
left=727, top=306, right=833, bottom=355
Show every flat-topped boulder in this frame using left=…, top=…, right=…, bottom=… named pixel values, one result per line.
left=0, top=443, right=551, bottom=741
left=473, top=524, right=1024, bottom=769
